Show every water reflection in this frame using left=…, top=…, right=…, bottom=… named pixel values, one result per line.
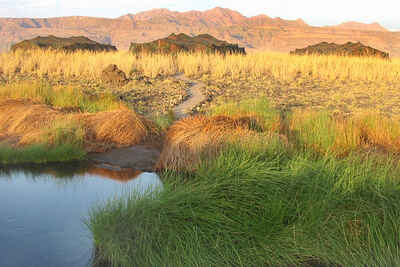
left=0, top=163, right=162, bottom=267
left=84, top=166, right=142, bottom=182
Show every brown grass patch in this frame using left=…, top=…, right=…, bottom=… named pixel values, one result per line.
left=0, top=98, right=160, bottom=152
left=288, top=110, right=400, bottom=156
left=157, top=115, right=270, bottom=171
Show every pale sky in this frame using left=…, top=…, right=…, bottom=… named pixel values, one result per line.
left=0, top=0, right=399, bottom=29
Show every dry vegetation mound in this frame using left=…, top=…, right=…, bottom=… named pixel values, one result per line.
left=101, top=64, right=128, bottom=85
left=157, top=115, right=274, bottom=171
left=130, top=33, right=246, bottom=55
left=0, top=99, right=159, bottom=152
left=11, top=35, right=117, bottom=52
left=290, top=41, right=389, bottom=58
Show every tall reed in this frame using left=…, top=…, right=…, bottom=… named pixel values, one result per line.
left=1, top=49, right=399, bottom=83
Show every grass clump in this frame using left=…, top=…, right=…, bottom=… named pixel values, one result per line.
left=89, top=143, right=400, bottom=266
left=152, top=109, right=176, bottom=130
left=289, top=110, right=400, bottom=156
left=208, top=97, right=282, bottom=132
left=38, top=118, right=86, bottom=147
left=0, top=80, right=121, bottom=112
left=0, top=118, right=87, bottom=164
left=0, top=144, right=86, bottom=164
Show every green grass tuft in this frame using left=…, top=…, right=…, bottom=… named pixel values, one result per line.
left=89, top=142, right=400, bottom=266
left=152, top=109, right=176, bottom=130
left=0, top=144, right=86, bottom=164
left=208, top=97, right=282, bottom=132
left=0, top=80, right=121, bottom=112
left=0, top=118, right=87, bottom=165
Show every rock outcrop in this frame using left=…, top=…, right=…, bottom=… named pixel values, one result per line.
left=290, top=42, right=389, bottom=58
left=130, top=33, right=246, bottom=55
left=11, top=35, right=117, bottom=52
left=101, top=64, right=128, bottom=85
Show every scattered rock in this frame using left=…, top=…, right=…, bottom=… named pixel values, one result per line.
left=11, top=35, right=117, bottom=52
left=0, top=68, right=5, bottom=82
left=101, top=64, right=128, bottom=85
left=290, top=41, right=389, bottom=58
left=130, top=33, right=246, bottom=55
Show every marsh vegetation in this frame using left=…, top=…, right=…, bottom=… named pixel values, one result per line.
left=1, top=48, right=400, bottom=266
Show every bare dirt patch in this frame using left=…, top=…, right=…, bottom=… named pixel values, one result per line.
left=89, top=145, right=161, bottom=172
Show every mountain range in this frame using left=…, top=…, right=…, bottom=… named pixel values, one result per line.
left=1, top=7, right=399, bottom=56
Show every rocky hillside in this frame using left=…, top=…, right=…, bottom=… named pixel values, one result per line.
left=329, top=21, right=388, bottom=32
left=11, top=36, right=117, bottom=52
left=1, top=7, right=400, bottom=56
left=290, top=42, right=389, bottom=58
left=130, top=33, right=246, bottom=54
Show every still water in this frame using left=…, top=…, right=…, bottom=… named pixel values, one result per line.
left=0, top=163, right=162, bottom=267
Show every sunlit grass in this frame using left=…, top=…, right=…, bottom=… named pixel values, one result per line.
left=0, top=118, right=87, bottom=164
left=90, top=141, right=400, bottom=266
left=0, top=80, right=122, bottom=112
left=208, top=98, right=282, bottom=132
left=1, top=49, right=399, bottom=83
left=0, top=144, right=86, bottom=164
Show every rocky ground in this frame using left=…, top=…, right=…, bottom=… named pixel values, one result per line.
left=195, top=74, right=400, bottom=118
left=4, top=69, right=400, bottom=119
left=2, top=72, right=190, bottom=117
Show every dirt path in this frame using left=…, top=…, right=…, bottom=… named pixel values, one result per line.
left=89, top=73, right=206, bottom=171
left=173, top=73, right=207, bottom=119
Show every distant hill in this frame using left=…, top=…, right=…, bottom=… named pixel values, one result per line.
left=129, top=33, right=246, bottom=54
left=330, top=21, right=388, bottom=32
left=290, top=41, right=389, bottom=58
left=0, top=7, right=399, bottom=56
left=11, top=35, right=117, bottom=52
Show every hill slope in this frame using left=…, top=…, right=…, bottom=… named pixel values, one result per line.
left=331, top=21, right=388, bottom=32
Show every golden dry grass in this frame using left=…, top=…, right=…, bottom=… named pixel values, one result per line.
left=1, top=49, right=399, bottom=83
left=158, top=101, right=400, bottom=171
left=157, top=115, right=280, bottom=171
left=178, top=52, right=400, bottom=82
left=288, top=110, right=400, bottom=156
left=0, top=98, right=159, bottom=152
left=0, top=49, right=177, bottom=79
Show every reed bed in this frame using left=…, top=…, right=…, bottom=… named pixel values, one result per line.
left=90, top=139, right=400, bottom=267
left=0, top=49, right=177, bottom=80
left=1, top=49, right=399, bottom=83
left=157, top=98, right=400, bottom=171
left=0, top=80, right=121, bottom=112
left=178, top=52, right=400, bottom=82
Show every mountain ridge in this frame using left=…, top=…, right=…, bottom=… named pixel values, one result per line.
left=1, top=7, right=399, bottom=56
left=329, top=21, right=388, bottom=32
